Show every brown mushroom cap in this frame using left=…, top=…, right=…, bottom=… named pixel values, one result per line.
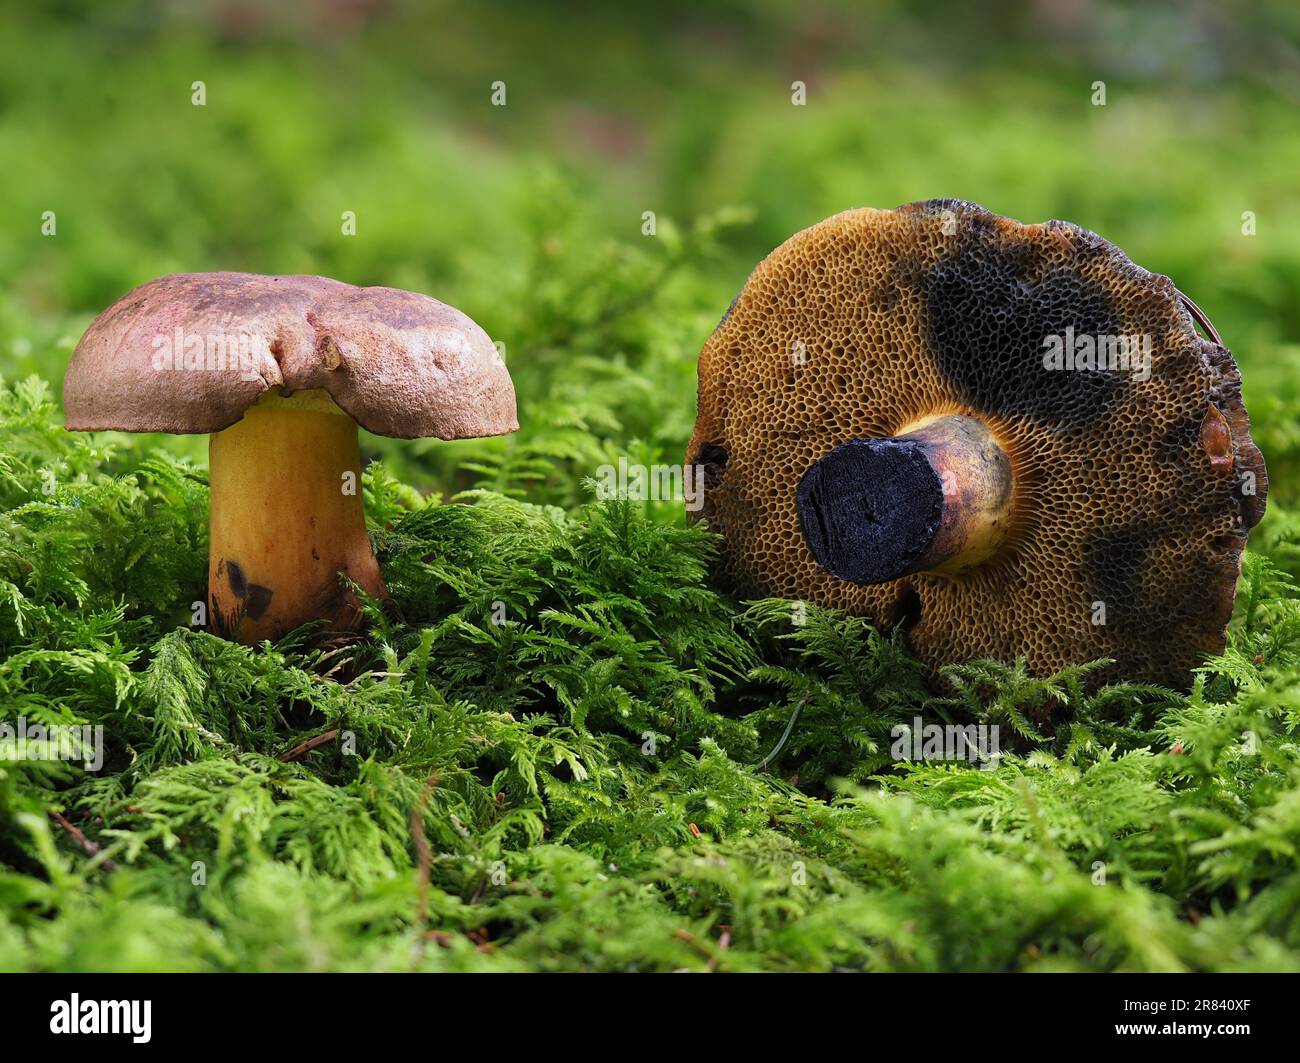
left=63, top=272, right=517, bottom=439
left=686, top=199, right=1268, bottom=687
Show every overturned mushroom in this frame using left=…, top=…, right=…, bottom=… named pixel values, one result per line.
left=64, top=272, right=516, bottom=643
left=686, top=200, right=1267, bottom=686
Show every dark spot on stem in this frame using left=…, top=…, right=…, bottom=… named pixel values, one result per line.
left=244, top=584, right=274, bottom=620
left=226, top=560, right=247, bottom=599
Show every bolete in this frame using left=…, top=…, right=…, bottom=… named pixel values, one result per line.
left=64, top=272, right=516, bottom=643
left=686, top=200, right=1267, bottom=686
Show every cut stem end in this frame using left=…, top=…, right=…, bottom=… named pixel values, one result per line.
left=796, top=413, right=1015, bottom=585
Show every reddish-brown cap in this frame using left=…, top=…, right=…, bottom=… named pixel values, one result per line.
left=63, top=272, right=518, bottom=439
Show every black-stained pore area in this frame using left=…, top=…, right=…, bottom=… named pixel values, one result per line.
left=922, top=226, right=1126, bottom=428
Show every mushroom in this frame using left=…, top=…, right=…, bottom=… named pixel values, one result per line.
left=686, top=200, right=1267, bottom=687
left=64, top=272, right=517, bottom=643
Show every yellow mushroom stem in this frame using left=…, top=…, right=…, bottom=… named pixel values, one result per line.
left=208, top=389, right=386, bottom=644
left=796, top=413, right=1015, bottom=585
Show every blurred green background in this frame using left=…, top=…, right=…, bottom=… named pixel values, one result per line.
left=2, top=0, right=1299, bottom=516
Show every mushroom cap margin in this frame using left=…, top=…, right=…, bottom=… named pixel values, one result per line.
left=63, top=272, right=518, bottom=440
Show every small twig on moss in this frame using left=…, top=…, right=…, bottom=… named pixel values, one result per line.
left=713, top=928, right=731, bottom=972
left=411, top=774, right=440, bottom=932
left=278, top=728, right=340, bottom=762
left=673, top=928, right=719, bottom=969
left=467, top=873, right=489, bottom=906
left=754, top=693, right=808, bottom=772
left=48, top=810, right=117, bottom=872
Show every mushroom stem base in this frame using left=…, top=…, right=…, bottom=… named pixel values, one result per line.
left=796, top=413, right=1015, bottom=584
left=208, top=394, right=386, bottom=643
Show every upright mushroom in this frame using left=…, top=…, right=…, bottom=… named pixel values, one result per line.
left=686, top=200, right=1267, bottom=687
left=64, top=272, right=516, bottom=643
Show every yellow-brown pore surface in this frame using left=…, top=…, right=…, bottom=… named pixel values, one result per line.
left=208, top=391, right=385, bottom=643
left=686, top=199, right=1268, bottom=687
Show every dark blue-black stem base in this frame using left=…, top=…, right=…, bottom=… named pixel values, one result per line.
left=796, top=438, right=944, bottom=584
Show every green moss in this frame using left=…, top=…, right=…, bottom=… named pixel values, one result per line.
left=2, top=370, right=1300, bottom=971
